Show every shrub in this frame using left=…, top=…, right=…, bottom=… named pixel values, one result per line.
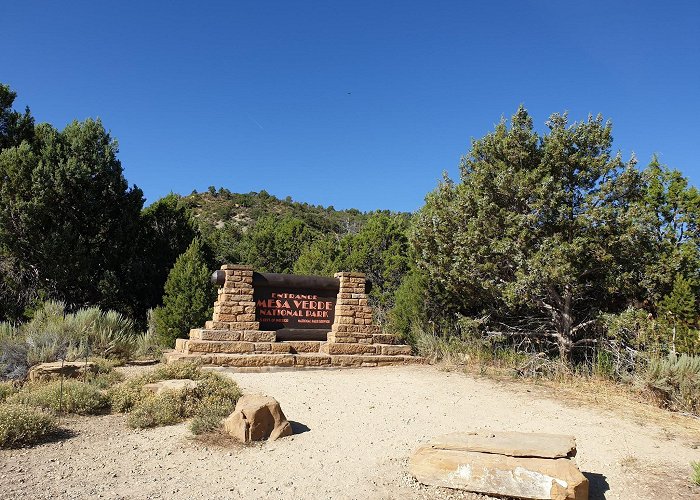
left=127, top=391, right=185, bottom=428
left=149, top=360, right=203, bottom=381
left=643, top=354, right=700, bottom=414
left=189, top=405, right=228, bottom=435
left=111, top=363, right=241, bottom=430
left=691, top=461, right=700, bottom=486
left=0, top=381, right=18, bottom=402
left=0, top=333, right=28, bottom=380
left=107, top=378, right=147, bottom=413
left=86, top=370, right=125, bottom=390
left=8, top=380, right=109, bottom=415
left=0, top=403, right=58, bottom=448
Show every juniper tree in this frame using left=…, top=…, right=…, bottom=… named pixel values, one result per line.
left=152, top=238, right=215, bottom=346
left=412, top=106, right=647, bottom=359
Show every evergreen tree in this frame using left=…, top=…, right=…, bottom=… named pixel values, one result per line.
left=412, top=107, right=647, bottom=358
left=152, top=238, right=216, bottom=346
left=660, top=274, right=699, bottom=354
left=0, top=117, right=144, bottom=320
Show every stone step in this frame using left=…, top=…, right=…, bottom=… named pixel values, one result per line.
left=184, top=338, right=412, bottom=356
left=284, top=341, right=323, bottom=353
left=189, top=329, right=276, bottom=342
left=330, top=355, right=422, bottom=367
left=163, top=351, right=424, bottom=368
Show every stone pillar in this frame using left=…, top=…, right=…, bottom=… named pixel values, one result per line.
left=329, top=272, right=381, bottom=343
left=206, top=264, right=260, bottom=331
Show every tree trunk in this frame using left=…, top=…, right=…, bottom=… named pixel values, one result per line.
left=558, top=285, right=574, bottom=361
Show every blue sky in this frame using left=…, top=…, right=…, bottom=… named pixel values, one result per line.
left=3, top=1, right=699, bottom=212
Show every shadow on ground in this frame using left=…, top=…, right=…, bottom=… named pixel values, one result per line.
left=585, top=471, right=610, bottom=500
left=290, top=421, right=310, bottom=435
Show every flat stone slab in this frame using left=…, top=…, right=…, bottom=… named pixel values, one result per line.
left=428, top=431, right=577, bottom=459
left=410, top=446, right=588, bottom=500
left=28, top=361, right=97, bottom=382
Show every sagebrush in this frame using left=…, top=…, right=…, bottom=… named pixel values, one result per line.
left=0, top=403, right=58, bottom=448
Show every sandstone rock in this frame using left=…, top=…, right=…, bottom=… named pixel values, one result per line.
left=409, top=432, right=588, bottom=500
left=223, top=394, right=292, bottom=442
left=143, top=379, right=198, bottom=394
left=429, top=431, right=577, bottom=459
left=28, top=361, right=97, bottom=382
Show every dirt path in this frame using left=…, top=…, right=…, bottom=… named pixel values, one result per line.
left=1, top=365, right=699, bottom=499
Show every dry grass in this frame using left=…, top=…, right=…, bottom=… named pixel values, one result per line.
left=438, top=360, right=700, bottom=440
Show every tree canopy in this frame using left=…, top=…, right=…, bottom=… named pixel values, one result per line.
left=412, top=106, right=673, bottom=357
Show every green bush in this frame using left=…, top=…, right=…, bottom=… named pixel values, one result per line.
left=643, top=354, right=700, bottom=414
left=0, top=403, right=58, bottom=448
left=86, top=370, right=125, bottom=390
left=107, top=377, right=147, bottom=413
left=0, top=381, right=18, bottom=402
left=8, top=380, right=109, bottom=415
left=127, top=391, right=185, bottom=428
left=110, top=363, right=241, bottom=430
left=149, top=360, right=203, bottom=381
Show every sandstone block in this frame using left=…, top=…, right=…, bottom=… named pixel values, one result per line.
left=428, top=431, right=577, bottom=459
left=211, top=354, right=294, bottom=367
left=271, top=343, right=292, bottom=353
left=379, top=344, right=413, bottom=355
left=372, top=333, right=398, bottom=344
left=218, top=294, right=254, bottom=303
left=254, top=342, right=272, bottom=351
left=236, top=313, right=256, bottom=322
left=175, top=338, right=188, bottom=352
left=220, top=286, right=253, bottom=295
left=327, top=332, right=373, bottom=344
left=186, top=340, right=254, bottom=354
left=213, top=313, right=238, bottom=322
left=189, top=329, right=240, bottom=341
left=332, top=324, right=381, bottom=334
left=409, top=446, right=588, bottom=500
left=205, top=321, right=230, bottom=330
left=28, top=361, right=97, bottom=382
left=242, top=330, right=276, bottom=342
left=320, top=343, right=378, bottom=355
left=225, top=321, right=260, bottom=330
left=294, top=354, right=332, bottom=366
left=286, top=341, right=323, bottom=353
left=334, top=271, right=366, bottom=279
left=221, top=264, right=253, bottom=271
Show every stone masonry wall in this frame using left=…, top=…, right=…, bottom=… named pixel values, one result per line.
left=328, top=272, right=382, bottom=343
left=206, top=264, right=260, bottom=331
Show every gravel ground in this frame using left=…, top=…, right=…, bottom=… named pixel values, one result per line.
left=1, top=364, right=699, bottom=499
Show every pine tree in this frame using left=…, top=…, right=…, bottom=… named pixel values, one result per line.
left=152, top=238, right=215, bottom=347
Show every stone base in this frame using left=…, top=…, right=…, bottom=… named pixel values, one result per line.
left=168, top=328, right=422, bottom=369
left=168, top=328, right=420, bottom=368
left=163, top=351, right=423, bottom=368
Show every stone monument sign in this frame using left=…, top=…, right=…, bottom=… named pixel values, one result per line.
left=167, top=264, right=421, bottom=368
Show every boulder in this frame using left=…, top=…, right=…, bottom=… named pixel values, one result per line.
left=223, top=394, right=292, bottom=442
left=143, top=379, right=198, bottom=395
left=409, top=432, right=588, bottom=500
left=28, top=361, right=97, bottom=382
